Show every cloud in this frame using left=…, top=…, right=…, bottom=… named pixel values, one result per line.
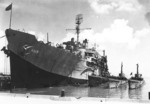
left=138, top=0, right=150, bottom=11
left=145, top=12, right=150, bottom=25
left=28, top=31, right=46, bottom=42
left=88, top=0, right=142, bottom=14
left=89, top=0, right=114, bottom=14
left=63, top=19, right=150, bottom=50
left=0, top=29, right=6, bottom=50
left=134, top=28, right=150, bottom=38
left=116, top=0, right=142, bottom=12
left=0, top=29, right=9, bottom=73
left=99, top=19, right=133, bottom=43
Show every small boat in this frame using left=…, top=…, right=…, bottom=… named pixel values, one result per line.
left=88, top=75, right=109, bottom=87
left=107, top=76, right=127, bottom=89
left=107, top=62, right=128, bottom=88
left=88, top=62, right=128, bottom=88
left=108, top=78, right=127, bottom=89
left=107, top=78, right=122, bottom=88
left=128, top=64, right=144, bottom=89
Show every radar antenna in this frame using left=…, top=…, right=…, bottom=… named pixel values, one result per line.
left=66, top=14, right=91, bottom=47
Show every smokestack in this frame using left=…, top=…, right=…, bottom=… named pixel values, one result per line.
left=103, top=50, right=105, bottom=56
left=137, top=64, right=139, bottom=75
left=121, top=62, right=123, bottom=75
left=47, top=33, right=49, bottom=43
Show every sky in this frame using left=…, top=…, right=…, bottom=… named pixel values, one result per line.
left=0, top=0, right=150, bottom=77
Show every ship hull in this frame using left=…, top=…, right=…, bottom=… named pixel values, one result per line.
left=88, top=75, right=127, bottom=88
left=88, top=75, right=108, bottom=87
left=10, top=51, right=88, bottom=88
left=108, top=79, right=127, bottom=88
left=128, top=79, right=144, bottom=89
left=9, top=51, right=70, bottom=88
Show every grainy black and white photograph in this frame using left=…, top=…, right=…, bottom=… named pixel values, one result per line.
left=0, top=0, right=150, bottom=104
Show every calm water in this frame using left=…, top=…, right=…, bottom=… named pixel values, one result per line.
left=13, top=77, right=150, bottom=100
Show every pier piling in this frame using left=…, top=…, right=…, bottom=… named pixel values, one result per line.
left=60, top=89, right=65, bottom=97
left=148, top=92, right=150, bottom=100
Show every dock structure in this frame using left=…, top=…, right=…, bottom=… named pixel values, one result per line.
left=0, top=74, right=11, bottom=90
left=0, top=93, right=150, bottom=104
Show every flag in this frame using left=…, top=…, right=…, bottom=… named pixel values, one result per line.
left=5, top=3, right=12, bottom=11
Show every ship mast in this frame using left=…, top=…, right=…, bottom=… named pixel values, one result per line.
left=103, top=50, right=105, bottom=56
left=66, top=14, right=91, bottom=47
left=76, top=14, right=82, bottom=44
left=121, top=62, right=123, bottom=76
left=136, top=63, right=139, bottom=75
left=47, top=33, right=49, bottom=43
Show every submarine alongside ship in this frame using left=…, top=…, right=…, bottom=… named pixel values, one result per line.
left=1, top=12, right=144, bottom=90
left=128, top=64, right=144, bottom=89
left=88, top=62, right=128, bottom=88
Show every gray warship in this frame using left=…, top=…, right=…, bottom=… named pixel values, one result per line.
left=2, top=14, right=110, bottom=89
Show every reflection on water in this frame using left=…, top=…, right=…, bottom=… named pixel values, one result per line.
left=12, top=77, right=150, bottom=100
left=128, top=87, right=142, bottom=99
left=88, top=84, right=128, bottom=99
